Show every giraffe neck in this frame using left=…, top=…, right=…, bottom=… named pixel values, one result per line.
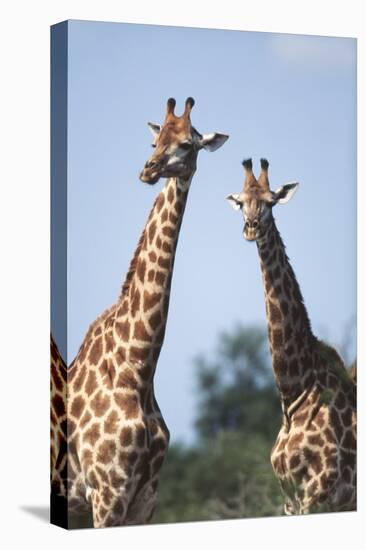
left=115, top=174, right=194, bottom=380
left=256, top=220, right=316, bottom=406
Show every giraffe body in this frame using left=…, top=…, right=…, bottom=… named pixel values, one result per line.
left=261, top=226, right=357, bottom=513
left=227, top=158, right=356, bottom=514
left=51, top=98, right=228, bottom=527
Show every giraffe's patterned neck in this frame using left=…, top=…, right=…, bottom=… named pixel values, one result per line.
left=113, top=176, right=192, bottom=379
left=257, top=221, right=316, bottom=406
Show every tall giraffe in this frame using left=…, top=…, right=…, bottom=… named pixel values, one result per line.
left=51, top=97, right=228, bottom=528
left=226, top=158, right=356, bottom=514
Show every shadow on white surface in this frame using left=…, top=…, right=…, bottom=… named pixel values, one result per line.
left=20, top=505, right=49, bottom=523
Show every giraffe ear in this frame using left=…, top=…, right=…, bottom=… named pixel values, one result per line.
left=272, top=182, right=299, bottom=205
left=147, top=122, right=161, bottom=138
left=226, top=193, right=243, bottom=211
left=198, top=133, right=229, bottom=152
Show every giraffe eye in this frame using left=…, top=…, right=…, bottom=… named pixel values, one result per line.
left=180, top=142, right=192, bottom=150
left=151, top=144, right=156, bottom=148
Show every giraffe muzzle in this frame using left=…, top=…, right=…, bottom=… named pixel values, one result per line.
left=139, top=170, right=160, bottom=184
left=139, top=158, right=165, bottom=184
left=244, top=219, right=259, bottom=241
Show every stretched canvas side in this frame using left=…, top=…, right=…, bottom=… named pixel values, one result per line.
left=50, top=20, right=68, bottom=530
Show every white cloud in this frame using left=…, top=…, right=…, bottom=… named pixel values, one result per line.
left=269, top=33, right=356, bottom=70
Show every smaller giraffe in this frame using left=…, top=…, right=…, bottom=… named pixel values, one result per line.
left=227, top=158, right=356, bottom=514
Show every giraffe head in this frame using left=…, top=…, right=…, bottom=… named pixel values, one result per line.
left=226, top=158, right=299, bottom=241
left=140, top=97, right=229, bottom=184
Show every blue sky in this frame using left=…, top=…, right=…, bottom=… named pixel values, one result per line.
left=57, top=20, right=356, bottom=442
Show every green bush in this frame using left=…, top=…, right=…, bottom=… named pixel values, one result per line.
left=153, top=325, right=284, bottom=523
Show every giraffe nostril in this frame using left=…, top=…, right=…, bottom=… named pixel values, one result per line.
left=253, top=220, right=259, bottom=229
left=146, top=160, right=160, bottom=170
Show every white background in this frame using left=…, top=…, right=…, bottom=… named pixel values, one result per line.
left=0, top=1, right=364, bottom=549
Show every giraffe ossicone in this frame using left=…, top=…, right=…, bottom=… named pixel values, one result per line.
left=51, top=97, right=229, bottom=528
left=227, top=158, right=356, bottom=514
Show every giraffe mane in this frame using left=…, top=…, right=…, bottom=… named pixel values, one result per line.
left=68, top=304, right=116, bottom=368
left=119, top=194, right=159, bottom=299
left=66, top=193, right=161, bottom=369
left=119, top=230, right=146, bottom=298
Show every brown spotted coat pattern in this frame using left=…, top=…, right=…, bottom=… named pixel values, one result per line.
left=228, top=158, right=356, bottom=514
left=50, top=334, right=67, bottom=496
left=51, top=97, right=228, bottom=528
left=258, top=224, right=356, bottom=514
left=51, top=178, right=193, bottom=527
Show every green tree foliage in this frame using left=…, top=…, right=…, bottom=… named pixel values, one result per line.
left=195, top=325, right=281, bottom=441
left=153, top=325, right=284, bottom=524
